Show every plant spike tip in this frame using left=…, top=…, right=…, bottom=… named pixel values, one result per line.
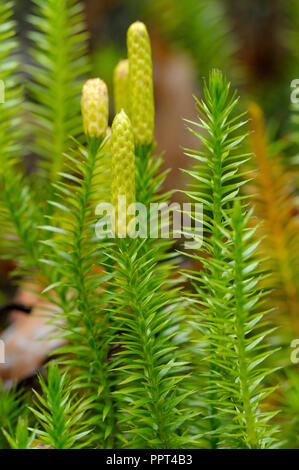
left=127, top=21, right=155, bottom=146
left=81, top=78, right=109, bottom=139
left=113, top=59, right=129, bottom=115
left=111, top=110, right=136, bottom=236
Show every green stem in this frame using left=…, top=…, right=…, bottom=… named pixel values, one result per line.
left=71, top=136, right=116, bottom=448
left=233, top=214, right=259, bottom=449
left=117, top=237, right=174, bottom=448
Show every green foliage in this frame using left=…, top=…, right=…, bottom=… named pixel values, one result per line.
left=280, top=370, right=299, bottom=448
left=0, top=0, right=23, bottom=161
left=0, top=0, right=44, bottom=276
left=30, top=365, right=92, bottom=449
left=0, top=2, right=283, bottom=451
left=210, top=202, right=278, bottom=448
left=2, top=416, right=35, bottom=449
left=28, top=0, right=89, bottom=200
left=183, top=71, right=279, bottom=448
left=0, top=382, right=26, bottom=449
left=108, top=237, right=188, bottom=448
left=40, top=136, right=117, bottom=448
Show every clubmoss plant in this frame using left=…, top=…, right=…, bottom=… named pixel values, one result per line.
left=0, top=383, right=27, bottom=449
left=30, top=365, right=92, bottom=449
left=182, top=70, right=279, bottom=448
left=0, top=0, right=284, bottom=450
left=82, top=78, right=109, bottom=140
left=28, top=0, right=89, bottom=204
left=113, top=59, right=129, bottom=115
left=127, top=21, right=155, bottom=148
left=111, top=110, right=136, bottom=237
left=2, top=416, right=35, bottom=450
